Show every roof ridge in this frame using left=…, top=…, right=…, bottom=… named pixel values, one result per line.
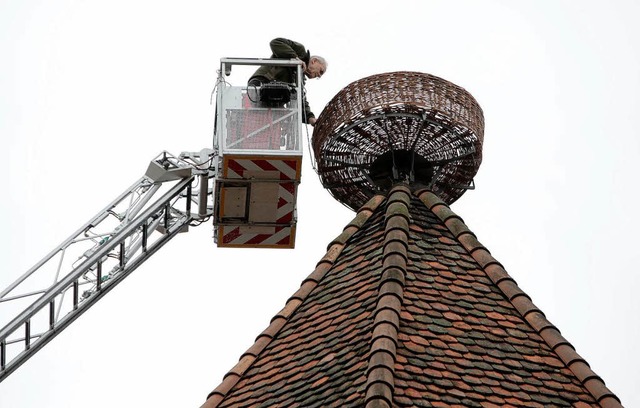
left=200, top=194, right=387, bottom=408
left=365, top=184, right=411, bottom=408
left=413, top=188, right=622, bottom=408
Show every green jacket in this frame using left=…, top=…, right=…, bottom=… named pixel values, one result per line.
left=250, top=38, right=315, bottom=123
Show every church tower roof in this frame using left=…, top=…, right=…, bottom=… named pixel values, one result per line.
left=201, top=71, right=622, bottom=407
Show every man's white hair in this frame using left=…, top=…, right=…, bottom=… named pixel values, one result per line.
left=311, top=55, right=327, bottom=68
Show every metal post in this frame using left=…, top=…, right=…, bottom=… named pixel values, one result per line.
left=49, top=300, right=55, bottom=330
left=73, top=281, right=79, bottom=310
left=119, top=242, right=125, bottom=267
left=186, top=182, right=192, bottom=214
left=142, top=221, right=148, bottom=252
left=198, top=173, right=208, bottom=218
left=164, top=203, right=170, bottom=230
left=96, top=261, right=102, bottom=291
left=1, top=340, right=5, bottom=370
left=25, top=321, right=30, bottom=350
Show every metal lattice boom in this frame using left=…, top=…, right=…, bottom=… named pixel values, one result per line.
left=0, top=151, right=207, bottom=382
left=312, top=71, right=484, bottom=210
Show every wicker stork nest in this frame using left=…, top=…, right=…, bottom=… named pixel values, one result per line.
left=312, top=71, right=484, bottom=211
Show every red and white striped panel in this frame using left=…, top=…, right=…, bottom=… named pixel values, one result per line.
left=223, top=155, right=301, bottom=181
left=218, top=226, right=296, bottom=248
left=276, top=182, right=295, bottom=224
left=217, top=154, right=300, bottom=248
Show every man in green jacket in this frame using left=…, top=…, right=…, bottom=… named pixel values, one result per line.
left=248, top=38, right=327, bottom=126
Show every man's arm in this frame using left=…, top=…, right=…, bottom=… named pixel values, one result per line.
left=302, top=96, right=316, bottom=125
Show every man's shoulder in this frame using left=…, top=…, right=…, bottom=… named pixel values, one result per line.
left=271, top=37, right=305, bottom=47
left=270, top=38, right=307, bottom=55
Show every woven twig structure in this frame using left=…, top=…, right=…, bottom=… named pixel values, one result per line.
left=312, top=71, right=484, bottom=210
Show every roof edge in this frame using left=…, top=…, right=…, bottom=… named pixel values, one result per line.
left=365, top=184, right=411, bottom=408
left=413, top=189, right=622, bottom=408
left=200, top=194, right=387, bottom=408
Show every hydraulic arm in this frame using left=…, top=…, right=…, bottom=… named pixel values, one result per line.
left=0, top=150, right=212, bottom=382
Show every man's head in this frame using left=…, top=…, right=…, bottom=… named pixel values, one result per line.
left=305, top=56, right=327, bottom=79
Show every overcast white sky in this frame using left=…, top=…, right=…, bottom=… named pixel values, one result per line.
left=1, top=1, right=639, bottom=407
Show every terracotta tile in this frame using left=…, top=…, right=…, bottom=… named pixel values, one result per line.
left=600, top=396, right=624, bottom=408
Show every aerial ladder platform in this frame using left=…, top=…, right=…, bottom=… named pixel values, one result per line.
left=0, top=58, right=305, bottom=382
